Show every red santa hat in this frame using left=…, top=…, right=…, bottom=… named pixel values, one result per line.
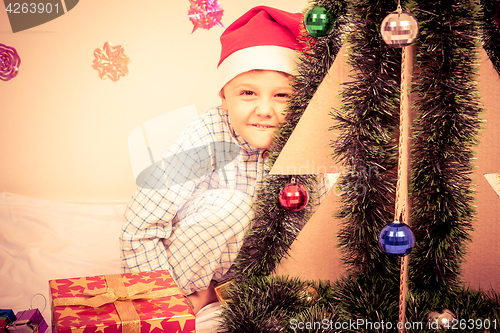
left=218, top=6, right=305, bottom=91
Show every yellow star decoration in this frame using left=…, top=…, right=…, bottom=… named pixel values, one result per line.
left=106, top=312, right=121, bottom=323
left=68, top=328, right=85, bottom=333
left=129, top=272, right=143, bottom=278
left=150, top=301, right=165, bottom=310
left=69, top=277, right=92, bottom=290
left=158, top=272, right=171, bottom=282
left=90, top=306, right=108, bottom=315
left=134, top=302, right=148, bottom=315
left=57, top=307, right=84, bottom=320
left=141, top=274, right=153, bottom=282
left=120, top=275, right=134, bottom=286
left=89, top=316, right=99, bottom=322
left=162, top=296, right=188, bottom=309
left=94, top=325, right=106, bottom=333
left=70, top=318, right=83, bottom=326
left=144, top=279, right=160, bottom=290
left=69, top=288, right=82, bottom=297
left=153, top=308, right=164, bottom=315
left=147, top=319, right=165, bottom=333
left=50, top=280, right=69, bottom=291
left=167, top=309, right=194, bottom=331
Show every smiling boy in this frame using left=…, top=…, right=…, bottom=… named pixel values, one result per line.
left=120, top=6, right=313, bottom=325
left=220, top=69, right=294, bottom=149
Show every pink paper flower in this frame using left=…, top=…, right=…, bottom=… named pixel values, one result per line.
left=0, top=43, right=21, bottom=81
left=91, top=42, right=130, bottom=82
left=188, top=0, right=224, bottom=33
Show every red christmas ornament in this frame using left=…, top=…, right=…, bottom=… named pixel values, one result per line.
left=279, top=178, right=309, bottom=212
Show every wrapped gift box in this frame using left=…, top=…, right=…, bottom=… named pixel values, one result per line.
left=49, top=270, right=195, bottom=333
left=12, top=309, right=48, bottom=333
left=0, top=309, right=16, bottom=323
left=0, top=309, right=16, bottom=326
left=0, top=309, right=16, bottom=333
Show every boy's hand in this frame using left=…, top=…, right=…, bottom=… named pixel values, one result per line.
left=187, top=280, right=219, bottom=314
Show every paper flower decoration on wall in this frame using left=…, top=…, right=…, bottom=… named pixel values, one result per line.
left=91, top=42, right=130, bottom=82
left=188, top=0, right=224, bottom=33
left=0, top=43, right=21, bottom=81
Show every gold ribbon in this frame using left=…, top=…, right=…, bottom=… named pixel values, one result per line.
left=53, top=274, right=184, bottom=333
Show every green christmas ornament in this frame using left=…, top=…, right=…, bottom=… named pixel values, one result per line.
left=304, top=7, right=334, bottom=37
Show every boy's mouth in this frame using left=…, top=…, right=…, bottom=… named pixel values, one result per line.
left=251, top=124, right=275, bottom=129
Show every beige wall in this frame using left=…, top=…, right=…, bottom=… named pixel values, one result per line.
left=0, top=0, right=307, bottom=203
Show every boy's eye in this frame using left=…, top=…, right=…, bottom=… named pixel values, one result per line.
left=240, top=90, right=255, bottom=96
left=275, top=93, right=290, bottom=98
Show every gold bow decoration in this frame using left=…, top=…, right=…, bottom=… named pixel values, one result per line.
left=52, top=274, right=184, bottom=333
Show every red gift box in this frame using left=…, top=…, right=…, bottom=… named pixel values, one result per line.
left=49, top=270, right=195, bottom=333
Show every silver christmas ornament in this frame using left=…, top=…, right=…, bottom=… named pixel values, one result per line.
left=380, top=3, right=419, bottom=47
left=427, top=309, right=456, bottom=330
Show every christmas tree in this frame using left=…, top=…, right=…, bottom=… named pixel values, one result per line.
left=219, top=0, right=500, bottom=331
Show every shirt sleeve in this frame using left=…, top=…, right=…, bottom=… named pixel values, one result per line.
left=120, top=113, right=213, bottom=273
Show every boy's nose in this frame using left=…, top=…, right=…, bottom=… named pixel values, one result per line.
left=255, top=100, right=273, bottom=117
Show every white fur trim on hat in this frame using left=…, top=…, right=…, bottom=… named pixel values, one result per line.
left=217, top=45, right=299, bottom=92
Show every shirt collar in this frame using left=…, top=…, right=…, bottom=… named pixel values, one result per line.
left=218, top=106, right=264, bottom=155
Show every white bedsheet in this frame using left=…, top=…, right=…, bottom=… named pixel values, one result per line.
left=0, top=192, right=125, bottom=330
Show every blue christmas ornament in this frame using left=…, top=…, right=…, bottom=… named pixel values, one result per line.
left=378, top=222, right=415, bottom=257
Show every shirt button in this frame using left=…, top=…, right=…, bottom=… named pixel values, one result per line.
left=262, top=150, right=270, bottom=159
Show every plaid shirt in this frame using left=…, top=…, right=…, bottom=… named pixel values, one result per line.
left=120, top=106, right=329, bottom=293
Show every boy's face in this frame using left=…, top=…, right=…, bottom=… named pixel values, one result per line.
left=219, top=70, right=294, bottom=149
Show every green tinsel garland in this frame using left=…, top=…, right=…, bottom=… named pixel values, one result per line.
left=218, top=276, right=344, bottom=333
left=481, top=0, right=500, bottom=74
left=331, top=0, right=401, bottom=276
left=409, top=0, right=481, bottom=294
